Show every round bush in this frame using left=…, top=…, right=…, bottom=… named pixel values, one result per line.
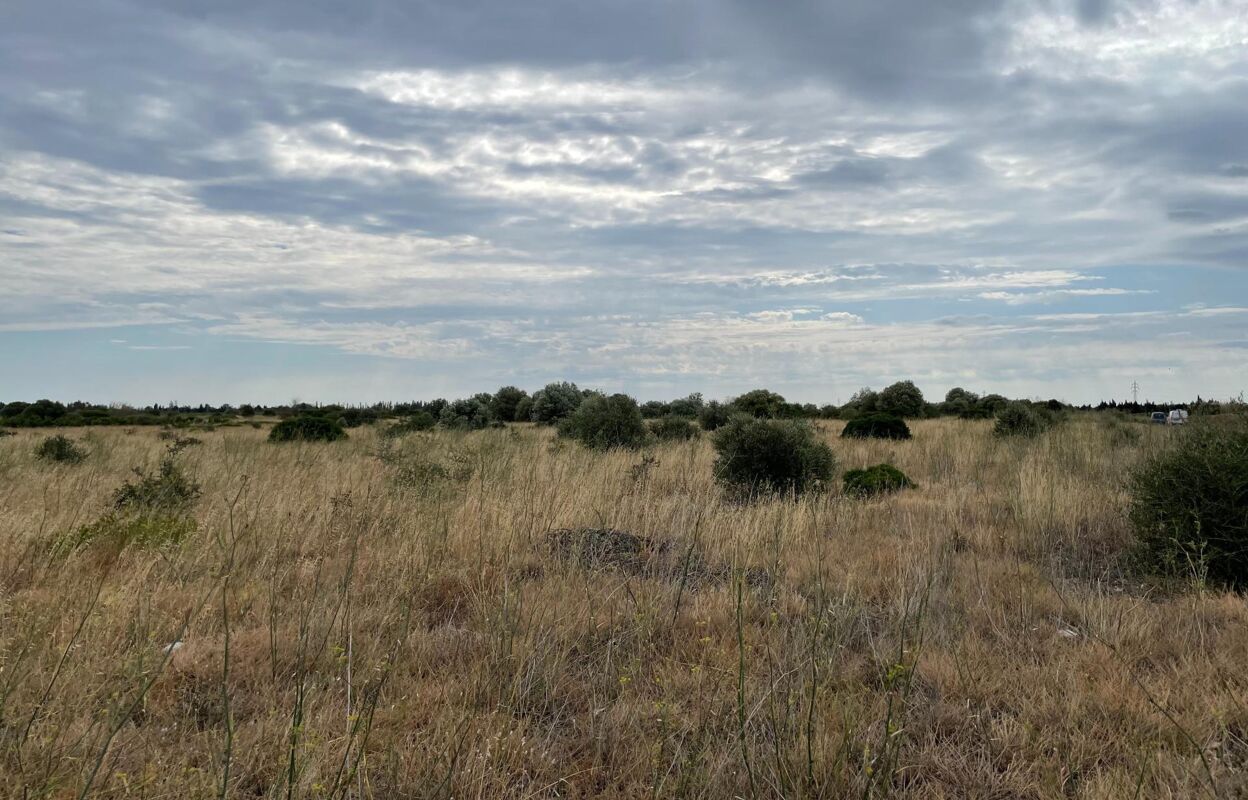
left=1129, top=419, right=1248, bottom=586
left=35, top=434, right=87, bottom=463
left=558, top=393, right=649, bottom=450
left=992, top=403, right=1045, bottom=438
left=841, top=413, right=912, bottom=440
left=268, top=416, right=347, bottom=443
left=649, top=415, right=700, bottom=442
left=712, top=417, right=835, bottom=496
left=843, top=463, right=915, bottom=497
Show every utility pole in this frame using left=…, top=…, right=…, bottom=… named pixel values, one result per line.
left=1131, top=381, right=1139, bottom=405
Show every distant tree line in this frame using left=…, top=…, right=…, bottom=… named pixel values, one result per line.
left=2, top=383, right=1243, bottom=429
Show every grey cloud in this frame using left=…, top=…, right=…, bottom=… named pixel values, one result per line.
left=4, top=0, right=1248, bottom=402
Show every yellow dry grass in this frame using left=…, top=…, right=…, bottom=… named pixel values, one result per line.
left=1, top=417, right=1245, bottom=798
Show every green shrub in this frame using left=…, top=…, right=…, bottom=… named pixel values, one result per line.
left=843, top=463, right=915, bottom=497
left=66, top=512, right=196, bottom=552
left=841, top=413, right=911, bottom=440
left=649, top=415, right=700, bottom=442
left=1128, top=419, right=1248, bottom=586
left=112, top=445, right=201, bottom=514
left=697, top=401, right=733, bottom=431
left=268, top=415, right=347, bottom=443
left=384, top=412, right=436, bottom=438
left=439, top=398, right=492, bottom=430
left=992, top=403, right=1046, bottom=438
left=639, top=400, right=669, bottom=419
left=35, top=435, right=87, bottom=463
left=60, top=443, right=201, bottom=554
left=558, top=393, right=649, bottom=450
left=712, top=417, right=835, bottom=496
left=667, top=393, right=704, bottom=419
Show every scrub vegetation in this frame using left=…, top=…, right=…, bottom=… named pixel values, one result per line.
left=1, top=399, right=1246, bottom=798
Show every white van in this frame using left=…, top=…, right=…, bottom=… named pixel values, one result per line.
left=1167, top=409, right=1188, bottom=425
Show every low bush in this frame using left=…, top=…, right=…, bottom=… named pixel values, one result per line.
left=268, top=415, right=347, bottom=443
left=843, top=463, right=915, bottom=498
left=1129, top=419, right=1248, bottom=587
left=383, top=412, right=436, bottom=438
left=66, top=512, right=196, bottom=552
left=558, top=393, right=649, bottom=450
left=649, top=415, right=699, bottom=442
left=113, top=444, right=202, bottom=514
left=712, top=417, right=835, bottom=496
left=60, top=444, right=201, bottom=555
left=992, top=403, right=1046, bottom=438
left=35, top=434, right=87, bottom=463
left=841, top=413, right=911, bottom=440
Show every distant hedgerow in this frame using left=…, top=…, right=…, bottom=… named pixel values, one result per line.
left=841, top=413, right=912, bottom=440
left=843, top=463, right=915, bottom=498
left=269, top=415, right=347, bottom=443
left=712, top=417, right=835, bottom=497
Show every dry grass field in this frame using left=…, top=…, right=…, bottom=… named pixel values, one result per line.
left=1, top=417, right=1245, bottom=798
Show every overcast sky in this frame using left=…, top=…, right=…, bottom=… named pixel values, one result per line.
left=2, top=0, right=1247, bottom=405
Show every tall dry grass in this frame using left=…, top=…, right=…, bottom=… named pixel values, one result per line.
left=0, top=417, right=1245, bottom=798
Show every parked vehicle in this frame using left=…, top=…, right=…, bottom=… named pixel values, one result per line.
left=1150, top=412, right=1167, bottom=424
left=1168, top=409, right=1189, bottom=425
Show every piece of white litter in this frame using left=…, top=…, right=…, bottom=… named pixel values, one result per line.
left=163, top=641, right=184, bottom=654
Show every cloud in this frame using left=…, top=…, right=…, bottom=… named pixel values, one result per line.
left=1, top=0, right=1247, bottom=403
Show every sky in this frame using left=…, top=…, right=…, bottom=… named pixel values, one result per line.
left=2, top=0, right=1248, bottom=406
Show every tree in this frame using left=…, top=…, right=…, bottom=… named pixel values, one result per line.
left=640, top=401, right=670, bottom=419
left=492, top=386, right=528, bottom=422
left=440, top=398, right=493, bottom=430
left=731, top=389, right=787, bottom=419
left=942, top=387, right=980, bottom=417
left=877, top=381, right=925, bottom=418
left=530, top=382, right=584, bottom=424
left=514, top=396, right=535, bottom=423
left=697, top=400, right=733, bottom=431
left=667, top=393, right=705, bottom=418
left=845, top=388, right=878, bottom=415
